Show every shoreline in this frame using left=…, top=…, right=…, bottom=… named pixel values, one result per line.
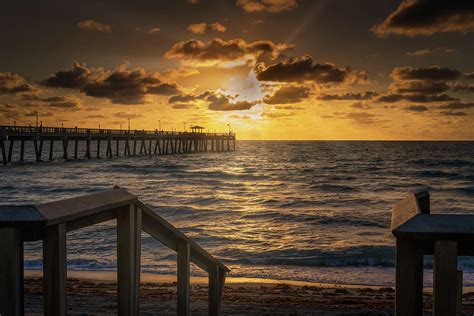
left=23, top=270, right=474, bottom=315
left=23, top=269, right=474, bottom=292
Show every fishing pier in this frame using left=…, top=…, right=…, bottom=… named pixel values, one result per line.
left=0, top=125, right=236, bottom=164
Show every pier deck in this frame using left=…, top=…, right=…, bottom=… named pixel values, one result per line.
left=0, top=125, right=236, bottom=164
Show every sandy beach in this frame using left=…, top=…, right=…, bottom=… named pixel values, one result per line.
left=23, top=271, right=474, bottom=315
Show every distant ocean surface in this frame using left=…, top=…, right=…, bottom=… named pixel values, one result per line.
left=1, top=141, right=474, bottom=286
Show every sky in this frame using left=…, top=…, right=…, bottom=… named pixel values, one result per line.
left=0, top=0, right=473, bottom=140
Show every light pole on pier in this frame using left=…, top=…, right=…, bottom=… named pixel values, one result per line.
left=183, top=121, right=186, bottom=132
left=128, top=118, right=131, bottom=132
left=158, top=120, right=161, bottom=131
left=35, top=111, right=39, bottom=129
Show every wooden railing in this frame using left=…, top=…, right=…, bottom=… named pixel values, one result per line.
left=391, top=191, right=473, bottom=316
left=0, top=188, right=229, bottom=316
left=0, top=125, right=235, bottom=138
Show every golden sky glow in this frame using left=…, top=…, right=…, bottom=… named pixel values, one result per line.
left=0, top=0, right=473, bottom=140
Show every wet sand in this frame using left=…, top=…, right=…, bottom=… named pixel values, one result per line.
left=23, top=271, right=474, bottom=315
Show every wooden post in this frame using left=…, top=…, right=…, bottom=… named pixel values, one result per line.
left=117, top=204, right=142, bottom=316
left=457, top=270, right=463, bottom=316
left=133, top=140, right=137, bottom=156
left=97, top=140, right=101, bottom=159
left=85, top=139, right=91, bottom=159
left=148, top=139, right=152, bottom=156
left=8, top=139, right=14, bottom=162
left=43, top=223, right=67, bottom=316
left=49, top=140, right=54, bottom=160
left=34, top=140, right=40, bottom=162
left=209, top=265, right=221, bottom=316
left=116, top=139, right=120, bottom=156
left=107, top=139, right=112, bottom=157
left=20, top=140, right=25, bottom=162
left=1, top=140, right=7, bottom=165
left=125, top=139, right=130, bottom=156
left=434, top=240, right=458, bottom=316
left=154, top=140, right=159, bottom=154
left=39, top=140, right=44, bottom=160
left=74, top=139, right=79, bottom=159
left=177, top=239, right=190, bottom=316
left=0, top=228, right=24, bottom=316
left=395, top=238, right=423, bottom=316
left=62, top=139, right=68, bottom=160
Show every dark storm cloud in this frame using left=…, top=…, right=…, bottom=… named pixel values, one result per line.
left=237, top=0, right=297, bottom=13
left=168, top=91, right=212, bottom=104
left=171, top=103, right=196, bottom=109
left=405, top=105, right=429, bottom=112
left=391, top=66, right=461, bottom=81
left=317, top=91, right=378, bottom=101
left=372, top=0, right=474, bottom=36
left=42, top=62, right=92, bottom=88
left=255, top=55, right=364, bottom=84
left=165, top=38, right=292, bottom=65
left=0, top=72, right=36, bottom=95
left=42, top=63, right=179, bottom=104
left=263, top=85, right=311, bottom=104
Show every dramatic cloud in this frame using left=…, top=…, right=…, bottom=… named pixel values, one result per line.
left=237, top=0, right=297, bottom=13
left=187, top=22, right=226, bottom=34
left=406, top=47, right=456, bottom=57
left=405, top=105, right=429, bottom=112
left=451, top=83, right=474, bottom=93
left=42, top=62, right=92, bottom=88
left=187, top=23, right=207, bottom=34
left=263, top=85, right=311, bottom=104
left=82, top=68, right=180, bottom=104
left=438, top=101, right=474, bottom=110
left=391, top=66, right=461, bottom=81
left=147, top=27, right=161, bottom=34
left=377, top=93, right=457, bottom=103
left=465, top=72, right=474, bottom=80
left=390, top=80, right=450, bottom=94
left=23, top=95, right=80, bottom=109
left=77, top=20, right=112, bottom=33
left=441, top=110, right=467, bottom=116
left=0, top=72, right=36, bottom=95
left=207, top=94, right=257, bottom=111
left=168, top=90, right=258, bottom=111
left=317, top=91, right=378, bottom=101
left=255, top=56, right=365, bottom=84
left=372, top=0, right=474, bottom=37
left=42, top=63, right=179, bottom=104
left=165, top=38, right=292, bottom=67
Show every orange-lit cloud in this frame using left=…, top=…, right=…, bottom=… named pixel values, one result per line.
left=77, top=20, right=112, bottom=33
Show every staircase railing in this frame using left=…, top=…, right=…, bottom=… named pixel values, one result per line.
left=0, top=187, right=229, bottom=316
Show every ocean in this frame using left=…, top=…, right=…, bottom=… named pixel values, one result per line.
left=1, top=141, right=473, bottom=286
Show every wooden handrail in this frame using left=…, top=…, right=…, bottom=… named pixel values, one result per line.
left=0, top=188, right=228, bottom=316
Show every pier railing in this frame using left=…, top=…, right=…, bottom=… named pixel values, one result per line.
left=392, top=191, right=472, bottom=316
left=0, top=124, right=236, bottom=164
left=0, top=187, right=229, bottom=316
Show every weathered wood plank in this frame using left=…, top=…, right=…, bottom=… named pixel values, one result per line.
left=433, top=240, right=458, bottom=316
left=37, top=188, right=137, bottom=226
left=391, top=191, right=429, bottom=231
left=395, top=238, right=423, bottom=316
left=0, top=228, right=24, bottom=316
left=117, top=203, right=142, bottom=316
left=209, top=265, right=220, bottom=316
left=177, top=239, right=190, bottom=316
left=43, top=223, right=67, bottom=316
